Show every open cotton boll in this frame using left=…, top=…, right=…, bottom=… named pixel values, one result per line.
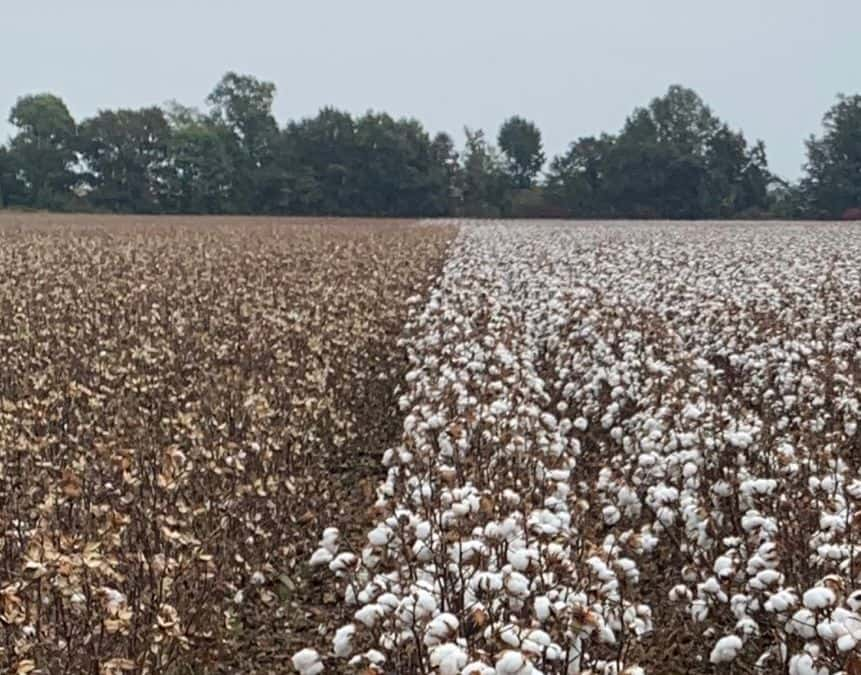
left=534, top=596, right=552, bottom=622
left=504, top=572, right=531, bottom=598
left=461, top=662, right=494, bottom=675
left=837, top=633, right=857, bottom=651
left=788, top=653, right=827, bottom=675
left=354, top=603, right=385, bottom=628
left=495, top=650, right=533, bottom=675
left=309, top=547, right=333, bottom=567
left=424, top=613, right=459, bottom=646
left=333, top=623, right=355, bottom=658
left=786, top=609, right=817, bottom=639
left=329, top=552, right=357, bottom=574
left=802, top=587, right=836, bottom=610
left=507, top=548, right=532, bottom=572
left=320, top=527, right=340, bottom=553
left=368, top=526, right=393, bottom=547
left=429, top=643, right=468, bottom=675
left=709, top=635, right=743, bottom=664
left=292, top=648, right=324, bottom=675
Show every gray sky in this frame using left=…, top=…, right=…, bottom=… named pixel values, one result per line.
left=2, top=0, right=859, bottom=180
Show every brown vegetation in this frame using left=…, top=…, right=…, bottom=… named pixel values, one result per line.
left=0, top=213, right=453, bottom=674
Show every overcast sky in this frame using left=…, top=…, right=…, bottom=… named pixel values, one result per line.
left=2, top=0, right=859, bottom=180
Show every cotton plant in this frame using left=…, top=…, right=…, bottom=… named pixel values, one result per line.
left=294, top=221, right=861, bottom=673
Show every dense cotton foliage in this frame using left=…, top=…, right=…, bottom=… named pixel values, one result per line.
left=301, top=221, right=861, bottom=674
left=0, top=214, right=453, bottom=673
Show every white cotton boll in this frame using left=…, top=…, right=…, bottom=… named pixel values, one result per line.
left=669, top=585, right=692, bottom=602
left=354, top=604, right=384, bottom=628
left=736, top=616, right=759, bottom=637
left=803, top=587, right=836, bottom=610
left=415, top=589, right=438, bottom=618
left=574, top=417, right=588, bottom=430
left=700, top=576, right=722, bottom=595
left=474, top=571, right=504, bottom=593
left=749, top=569, right=783, bottom=591
left=505, top=572, right=530, bottom=598
left=291, top=648, right=324, bottom=675
left=683, top=404, right=703, bottom=420
left=714, top=556, right=734, bottom=578
left=424, top=613, right=459, bottom=646
left=429, top=643, right=468, bottom=675
left=816, top=621, right=841, bottom=641
left=376, top=593, right=399, bottom=612
left=251, top=571, right=265, bottom=585
left=508, top=548, right=531, bottom=572
left=764, top=590, right=797, bottom=613
left=462, top=662, right=494, bottom=675
left=602, top=505, right=621, bottom=525
left=309, top=547, right=333, bottom=567
left=413, top=539, right=433, bottom=563
left=333, top=623, right=355, bottom=657
left=495, top=650, right=533, bottom=675
left=329, top=552, right=357, bottom=574
left=787, top=609, right=817, bottom=639
left=499, top=624, right=522, bottom=648
left=321, top=527, right=340, bottom=553
left=411, top=520, right=430, bottom=544
left=548, top=469, right=570, bottom=482
left=361, top=546, right=381, bottom=570
left=690, top=599, right=709, bottom=622
left=725, top=430, right=754, bottom=449
left=788, top=653, right=820, bottom=675
left=535, top=596, right=551, bottom=622
left=837, top=633, right=857, bottom=651
left=364, top=649, right=386, bottom=665
left=540, top=413, right=558, bottom=430
left=368, top=526, right=393, bottom=547
left=490, top=400, right=509, bottom=416
left=598, top=624, right=616, bottom=644
left=709, top=635, right=743, bottom=664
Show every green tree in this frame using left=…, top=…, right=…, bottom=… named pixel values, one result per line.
left=280, top=107, right=357, bottom=214
left=545, top=135, right=615, bottom=216
left=353, top=113, right=449, bottom=216
left=430, top=132, right=460, bottom=214
left=498, top=116, right=545, bottom=189
left=802, top=94, right=861, bottom=218
left=704, top=126, right=771, bottom=217
left=7, top=93, right=77, bottom=208
left=280, top=109, right=451, bottom=216
left=163, top=103, right=235, bottom=213
left=0, top=146, right=14, bottom=207
left=78, top=107, right=171, bottom=212
left=572, top=85, right=773, bottom=219
left=207, top=72, right=281, bottom=212
left=768, top=180, right=806, bottom=219
left=647, top=85, right=720, bottom=157
left=460, top=128, right=510, bottom=216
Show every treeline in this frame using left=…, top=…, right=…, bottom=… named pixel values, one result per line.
left=0, top=72, right=859, bottom=219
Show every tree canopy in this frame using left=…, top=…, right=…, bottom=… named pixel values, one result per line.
left=802, top=94, right=861, bottom=219
left=0, top=76, right=857, bottom=219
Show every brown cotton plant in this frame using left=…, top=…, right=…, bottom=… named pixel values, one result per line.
left=0, top=213, right=454, bottom=674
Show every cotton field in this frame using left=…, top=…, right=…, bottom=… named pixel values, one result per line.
left=298, top=221, right=861, bottom=675
left=0, top=214, right=453, bottom=673
left=2, top=216, right=861, bottom=674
